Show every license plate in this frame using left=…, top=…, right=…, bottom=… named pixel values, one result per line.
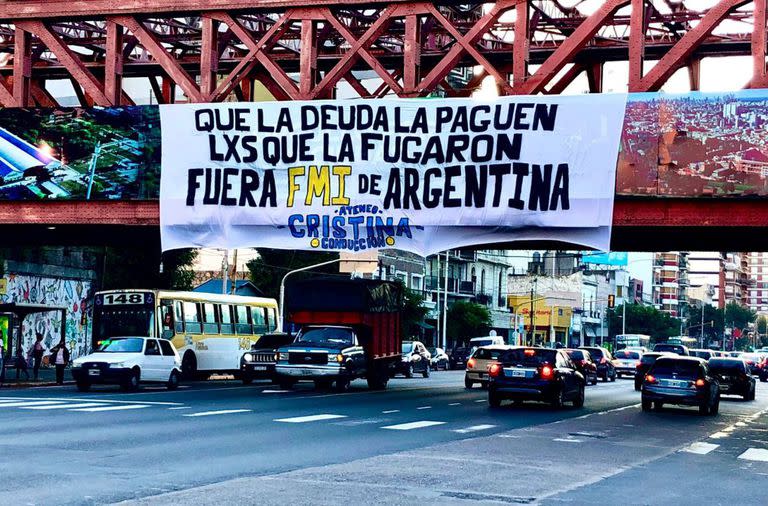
left=300, top=370, right=313, bottom=376
left=509, top=369, right=527, bottom=378
left=253, top=366, right=267, bottom=371
left=88, top=369, right=100, bottom=376
left=661, top=379, right=687, bottom=388
left=721, top=385, right=730, bottom=392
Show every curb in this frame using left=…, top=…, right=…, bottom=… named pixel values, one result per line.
left=0, top=381, right=75, bottom=389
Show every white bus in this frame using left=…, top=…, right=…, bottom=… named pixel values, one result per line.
left=92, top=289, right=280, bottom=379
left=615, top=334, right=651, bottom=351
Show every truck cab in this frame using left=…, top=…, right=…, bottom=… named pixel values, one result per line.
left=275, top=325, right=367, bottom=391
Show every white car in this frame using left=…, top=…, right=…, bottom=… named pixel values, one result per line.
left=71, top=336, right=182, bottom=391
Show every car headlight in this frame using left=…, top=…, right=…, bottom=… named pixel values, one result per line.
left=278, top=352, right=289, bottom=361
left=328, top=353, right=344, bottom=363
left=243, top=353, right=253, bottom=362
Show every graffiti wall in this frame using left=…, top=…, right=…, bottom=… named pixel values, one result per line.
left=1, top=274, right=92, bottom=359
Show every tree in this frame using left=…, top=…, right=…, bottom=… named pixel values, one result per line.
left=685, top=303, right=725, bottom=343
left=398, top=282, right=429, bottom=339
left=247, top=249, right=339, bottom=299
left=446, top=300, right=491, bottom=345
left=724, top=301, right=756, bottom=331
left=102, top=248, right=197, bottom=290
left=758, top=316, right=768, bottom=347
left=607, top=303, right=681, bottom=343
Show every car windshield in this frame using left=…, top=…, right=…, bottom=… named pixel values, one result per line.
left=650, top=359, right=701, bottom=379
left=501, top=348, right=556, bottom=367
left=654, top=344, right=682, bottom=354
left=95, top=338, right=144, bottom=353
left=296, top=327, right=353, bottom=346
left=692, top=351, right=712, bottom=359
left=566, top=350, right=584, bottom=360
left=641, top=354, right=663, bottom=364
left=709, top=359, right=745, bottom=372
left=471, top=339, right=494, bottom=347
left=402, top=342, right=414, bottom=353
left=581, top=348, right=604, bottom=360
left=474, top=348, right=504, bottom=360
left=614, top=351, right=640, bottom=359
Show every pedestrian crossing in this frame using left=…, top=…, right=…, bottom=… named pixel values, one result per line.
left=0, top=397, right=179, bottom=414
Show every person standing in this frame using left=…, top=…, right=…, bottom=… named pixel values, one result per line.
left=50, top=340, right=69, bottom=385
left=31, top=333, right=45, bottom=381
left=15, top=346, right=30, bottom=380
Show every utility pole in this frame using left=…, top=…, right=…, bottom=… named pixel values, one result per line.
left=622, top=300, right=626, bottom=335
left=230, top=249, right=238, bottom=294
left=435, top=255, right=441, bottom=348
left=221, top=249, right=229, bottom=295
left=700, top=302, right=705, bottom=348
left=529, top=278, right=537, bottom=346
left=442, top=251, right=449, bottom=350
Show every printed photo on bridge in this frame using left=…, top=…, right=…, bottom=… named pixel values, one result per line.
left=617, top=89, right=768, bottom=197
left=0, top=106, right=160, bottom=200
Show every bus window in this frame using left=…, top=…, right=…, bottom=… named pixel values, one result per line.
left=268, top=308, right=278, bottom=332
left=219, top=305, right=234, bottom=334
left=183, top=301, right=202, bottom=334
left=174, top=301, right=184, bottom=333
left=235, top=305, right=252, bottom=334
left=202, top=303, right=219, bottom=333
left=159, top=301, right=174, bottom=340
left=252, top=307, right=267, bottom=334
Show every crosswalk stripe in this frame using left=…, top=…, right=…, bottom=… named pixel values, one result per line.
left=274, top=414, right=347, bottom=423
left=71, top=405, right=150, bottom=412
left=382, top=421, right=446, bottom=431
left=682, top=442, right=719, bottom=455
left=0, top=401, right=66, bottom=408
left=183, top=409, right=252, bottom=417
left=453, top=424, right=497, bottom=434
left=738, top=448, right=768, bottom=462
left=23, top=403, right=108, bottom=410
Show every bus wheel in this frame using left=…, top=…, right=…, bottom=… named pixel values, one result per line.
left=181, top=352, right=197, bottom=381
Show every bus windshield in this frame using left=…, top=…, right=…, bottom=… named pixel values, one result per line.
left=94, top=308, right=154, bottom=341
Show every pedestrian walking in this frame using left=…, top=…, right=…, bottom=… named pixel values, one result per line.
left=49, top=340, right=70, bottom=385
left=15, top=346, right=29, bottom=380
left=31, top=333, right=45, bottom=380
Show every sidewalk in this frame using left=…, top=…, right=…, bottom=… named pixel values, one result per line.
left=0, top=365, right=74, bottom=388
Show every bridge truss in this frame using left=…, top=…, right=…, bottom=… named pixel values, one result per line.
left=0, top=0, right=764, bottom=106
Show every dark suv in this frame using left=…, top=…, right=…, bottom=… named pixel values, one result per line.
left=449, top=346, right=471, bottom=370
left=240, top=332, right=294, bottom=384
left=564, top=349, right=598, bottom=385
left=579, top=346, right=616, bottom=382
left=708, top=358, right=755, bottom=401
left=641, top=357, right=720, bottom=415
left=488, top=347, right=585, bottom=409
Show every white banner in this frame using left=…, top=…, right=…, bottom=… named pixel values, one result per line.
left=160, top=95, right=626, bottom=256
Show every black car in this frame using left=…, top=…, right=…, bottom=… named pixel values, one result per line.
left=690, top=349, right=713, bottom=360
left=652, top=343, right=690, bottom=356
left=564, top=349, right=598, bottom=385
left=240, top=332, right=294, bottom=384
left=635, top=352, right=673, bottom=391
left=579, top=346, right=616, bottom=382
left=641, top=357, right=720, bottom=415
left=449, top=346, right=471, bottom=370
left=396, top=340, right=431, bottom=378
left=708, top=358, right=756, bottom=401
left=488, top=347, right=585, bottom=409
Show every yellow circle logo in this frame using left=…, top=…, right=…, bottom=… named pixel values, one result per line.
left=385, top=236, right=395, bottom=246
left=310, top=238, right=320, bottom=248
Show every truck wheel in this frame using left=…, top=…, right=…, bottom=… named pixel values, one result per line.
left=278, top=379, right=295, bottom=390
left=366, top=367, right=389, bottom=390
left=335, top=379, right=350, bottom=392
left=405, top=364, right=413, bottom=378
left=422, top=364, right=431, bottom=378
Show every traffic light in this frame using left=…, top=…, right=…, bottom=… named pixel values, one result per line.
left=608, top=295, right=615, bottom=309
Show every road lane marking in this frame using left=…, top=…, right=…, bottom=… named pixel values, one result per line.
left=416, top=406, right=432, bottom=410
left=382, top=421, right=446, bottom=431
left=183, top=409, right=252, bottom=417
left=382, top=410, right=400, bottom=414
left=474, top=399, right=486, bottom=403
left=738, top=448, right=768, bottom=462
left=682, top=442, right=719, bottom=455
left=71, top=405, right=151, bottom=412
left=0, top=396, right=181, bottom=406
left=0, top=401, right=66, bottom=408
left=274, top=414, right=347, bottom=423
left=168, top=407, right=192, bottom=410
left=553, top=438, right=583, bottom=443
left=453, top=424, right=496, bottom=434
left=448, top=403, right=461, bottom=406
left=262, top=390, right=292, bottom=394
left=23, top=403, right=108, bottom=410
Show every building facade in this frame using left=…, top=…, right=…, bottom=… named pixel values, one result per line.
left=652, top=252, right=689, bottom=317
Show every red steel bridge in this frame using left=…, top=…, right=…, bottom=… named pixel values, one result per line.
left=0, top=0, right=767, bottom=250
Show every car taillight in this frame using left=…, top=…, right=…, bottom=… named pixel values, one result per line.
left=747, top=360, right=754, bottom=365
left=489, top=363, right=501, bottom=377
left=467, top=358, right=476, bottom=369
left=695, top=379, right=706, bottom=388
left=645, top=374, right=657, bottom=384
left=635, top=361, right=641, bottom=367
left=540, top=365, right=554, bottom=380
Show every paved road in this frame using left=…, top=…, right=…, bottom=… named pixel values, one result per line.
left=0, top=371, right=766, bottom=505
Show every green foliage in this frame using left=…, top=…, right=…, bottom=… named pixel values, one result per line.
left=724, top=301, right=756, bottom=330
left=247, top=249, right=339, bottom=300
left=102, top=248, right=197, bottom=291
left=397, top=282, right=429, bottom=339
left=446, top=300, right=491, bottom=345
left=734, top=336, right=751, bottom=351
left=757, top=315, right=768, bottom=335
left=685, top=304, right=725, bottom=341
left=608, top=303, right=681, bottom=342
